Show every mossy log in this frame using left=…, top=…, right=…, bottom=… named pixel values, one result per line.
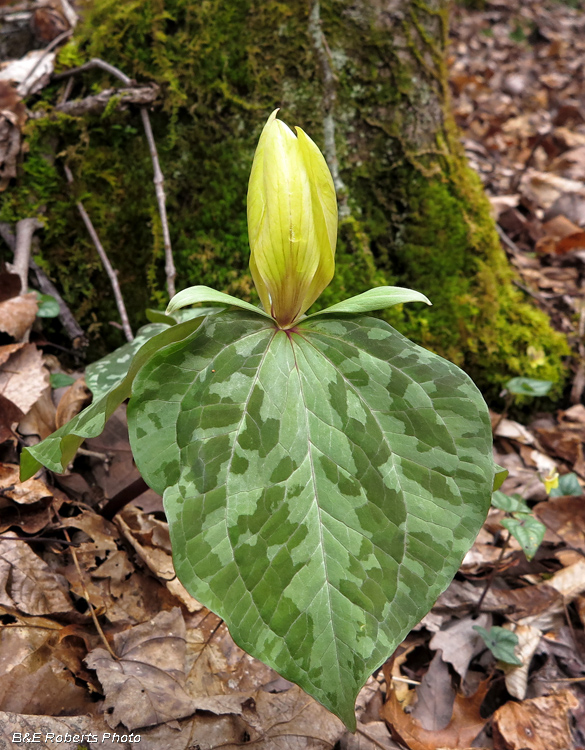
left=0, top=0, right=569, bottom=398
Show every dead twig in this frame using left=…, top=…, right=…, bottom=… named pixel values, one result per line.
left=54, top=59, right=176, bottom=296
left=61, top=525, right=117, bottom=659
left=18, top=29, right=73, bottom=97
left=475, top=530, right=511, bottom=614
left=140, top=107, right=176, bottom=297
left=0, top=223, right=85, bottom=345
left=7, top=217, right=42, bottom=294
left=64, top=164, right=134, bottom=342
left=30, top=83, right=160, bottom=119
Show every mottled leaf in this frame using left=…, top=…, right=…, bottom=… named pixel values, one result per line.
left=128, top=311, right=494, bottom=728
left=304, top=286, right=430, bottom=319
left=20, top=318, right=205, bottom=481
left=85, top=323, right=170, bottom=400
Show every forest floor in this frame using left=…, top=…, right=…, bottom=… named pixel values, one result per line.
left=1, top=0, right=585, bottom=748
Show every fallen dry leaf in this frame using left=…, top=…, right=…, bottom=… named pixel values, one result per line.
left=0, top=463, right=53, bottom=504
left=340, top=721, right=403, bottom=750
left=18, top=385, right=56, bottom=440
left=55, top=376, right=91, bottom=429
left=381, top=678, right=489, bottom=750
left=0, top=607, right=94, bottom=716
left=0, top=344, right=48, bottom=415
left=85, top=608, right=197, bottom=729
left=116, top=507, right=201, bottom=612
left=502, top=624, right=542, bottom=700
left=410, top=652, right=455, bottom=731
left=0, top=531, right=72, bottom=615
left=534, top=496, right=585, bottom=551
left=0, top=294, right=38, bottom=340
left=492, top=691, right=579, bottom=750
left=429, top=614, right=490, bottom=681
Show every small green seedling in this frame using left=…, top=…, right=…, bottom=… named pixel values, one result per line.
left=473, top=625, right=522, bottom=666
left=491, top=491, right=546, bottom=561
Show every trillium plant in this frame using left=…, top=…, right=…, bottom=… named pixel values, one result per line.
left=22, top=110, right=501, bottom=729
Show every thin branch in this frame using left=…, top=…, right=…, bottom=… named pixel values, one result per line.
left=29, top=258, right=86, bottom=343
left=64, top=164, right=133, bottom=342
left=54, top=58, right=176, bottom=300
left=18, top=29, right=73, bottom=97
left=475, top=530, right=511, bottom=614
left=140, top=108, right=176, bottom=297
left=10, top=218, right=42, bottom=293
left=61, top=526, right=117, bottom=659
left=53, top=58, right=132, bottom=86
left=30, top=84, right=160, bottom=119
left=0, top=221, right=87, bottom=343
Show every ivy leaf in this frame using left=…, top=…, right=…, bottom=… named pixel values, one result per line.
left=50, top=373, right=76, bottom=389
left=491, top=491, right=530, bottom=514
left=304, top=286, right=431, bottom=319
left=473, top=626, right=522, bottom=666
left=549, top=472, right=583, bottom=497
left=35, top=293, right=60, bottom=318
left=501, top=514, right=546, bottom=561
left=20, top=318, right=206, bottom=481
left=504, top=377, right=553, bottom=397
left=128, top=311, right=494, bottom=728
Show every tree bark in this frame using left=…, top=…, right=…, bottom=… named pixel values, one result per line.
left=1, top=0, right=568, bottom=393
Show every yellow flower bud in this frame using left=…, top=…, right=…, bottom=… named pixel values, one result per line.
left=247, top=110, right=337, bottom=328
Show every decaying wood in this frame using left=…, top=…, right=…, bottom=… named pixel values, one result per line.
left=30, top=83, right=160, bottom=118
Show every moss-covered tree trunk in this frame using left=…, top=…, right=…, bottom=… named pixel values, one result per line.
left=1, top=0, right=568, bottom=396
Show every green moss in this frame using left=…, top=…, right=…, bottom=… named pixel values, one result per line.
left=0, top=0, right=569, bottom=399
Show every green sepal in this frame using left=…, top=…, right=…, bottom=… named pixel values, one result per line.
left=128, top=310, right=494, bottom=729
left=167, top=285, right=273, bottom=320
left=20, top=318, right=206, bottom=481
left=303, top=286, right=431, bottom=320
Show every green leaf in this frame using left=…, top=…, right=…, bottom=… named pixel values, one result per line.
left=36, top=293, right=60, bottom=318
left=86, top=310, right=221, bottom=401
left=146, top=308, right=178, bottom=325
left=472, top=625, right=522, bottom=665
left=146, top=306, right=221, bottom=326
left=491, top=491, right=530, bottom=514
left=304, top=286, right=431, bottom=319
left=505, top=377, right=553, bottom=397
left=502, top=514, right=546, bottom=561
left=20, top=318, right=205, bottom=481
left=493, top=463, right=508, bottom=491
left=50, top=373, right=76, bottom=389
left=549, top=472, right=583, bottom=497
left=128, top=311, right=494, bottom=728
left=85, top=323, right=170, bottom=400
left=167, top=285, right=273, bottom=320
